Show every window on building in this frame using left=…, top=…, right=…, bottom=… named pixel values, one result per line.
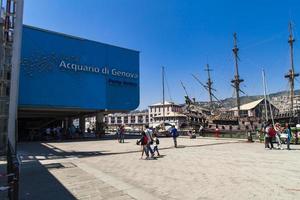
left=130, top=117, right=134, bottom=123
left=124, top=117, right=128, bottom=124
left=138, top=116, right=143, bottom=123
left=104, top=117, right=108, bottom=123
left=117, top=117, right=122, bottom=124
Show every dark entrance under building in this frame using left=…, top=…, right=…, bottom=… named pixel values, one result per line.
left=18, top=108, right=105, bottom=141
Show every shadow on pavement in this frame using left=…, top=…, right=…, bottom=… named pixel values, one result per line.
left=18, top=140, right=242, bottom=162
left=16, top=140, right=243, bottom=199
left=44, top=134, right=142, bottom=144
left=20, top=159, right=76, bottom=200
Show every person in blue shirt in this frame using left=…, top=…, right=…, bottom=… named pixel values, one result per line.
left=285, top=123, right=292, bottom=150
left=170, top=125, right=179, bottom=148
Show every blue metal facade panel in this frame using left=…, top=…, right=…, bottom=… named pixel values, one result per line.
left=19, top=26, right=140, bottom=111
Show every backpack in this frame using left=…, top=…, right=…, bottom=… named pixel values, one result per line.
left=141, top=136, right=148, bottom=145
left=156, top=138, right=160, bottom=145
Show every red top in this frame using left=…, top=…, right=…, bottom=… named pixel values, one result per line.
left=268, top=127, right=276, bottom=137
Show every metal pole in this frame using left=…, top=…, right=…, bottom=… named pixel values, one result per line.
left=162, top=66, right=165, bottom=130
left=264, top=74, right=275, bottom=126
left=7, top=0, right=23, bottom=151
left=262, top=69, right=268, bottom=121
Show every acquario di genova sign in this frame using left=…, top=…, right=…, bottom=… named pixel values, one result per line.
left=59, top=60, right=138, bottom=79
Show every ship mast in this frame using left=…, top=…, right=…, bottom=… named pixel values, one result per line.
left=231, top=33, right=244, bottom=119
left=285, top=22, right=299, bottom=114
left=162, top=66, right=165, bottom=130
left=205, top=64, right=213, bottom=110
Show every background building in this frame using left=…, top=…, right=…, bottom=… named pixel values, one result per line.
left=104, top=110, right=149, bottom=131
left=148, top=101, right=186, bottom=129
left=229, top=98, right=278, bottom=118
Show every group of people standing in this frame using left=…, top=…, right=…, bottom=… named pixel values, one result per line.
left=264, top=122, right=292, bottom=150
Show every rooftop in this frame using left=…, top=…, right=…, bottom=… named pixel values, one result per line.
left=150, top=101, right=179, bottom=106
left=229, top=98, right=265, bottom=111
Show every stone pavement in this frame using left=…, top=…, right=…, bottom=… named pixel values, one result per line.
left=18, top=136, right=300, bottom=200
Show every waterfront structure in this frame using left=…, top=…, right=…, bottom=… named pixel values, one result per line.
left=229, top=98, right=278, bottom=118
left=104, top=110, right=149, bottom=131
left=207, top=98, right=278, bottom=132
left=104, top=101, right=208, bottom=132
left=149, top=101, right=208, bottom=130
left=17, top=25, right=139, bottom=140
left=148, top=101, right=185, bottom=129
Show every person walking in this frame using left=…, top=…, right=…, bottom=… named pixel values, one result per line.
left=137, top=131, right=149, bottom=159
left=119, top=125, right=125, bottom=143
left=170, top=125, right=179, bottom=148
left=115, top=125, right=120, bottom=142
left=285, top=123, right=292, bottom=150
left=274, top=123, right=283, bottom=150
left=145, top=125, right=155, bottom=158
left=152, top=133, right=160, bottom=156
left=264, top=123, right=270, bottom=149
left=268, top=124, right=276, bottom=149
left=199, top=125, right=204, bottom=137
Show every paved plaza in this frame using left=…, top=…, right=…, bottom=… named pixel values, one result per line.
left=17, top=136, right=300, bottom=200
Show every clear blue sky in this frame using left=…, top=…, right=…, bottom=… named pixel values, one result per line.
left=23, top=0, right=300, bottom=109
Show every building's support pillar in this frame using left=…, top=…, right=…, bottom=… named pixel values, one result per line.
left=79, top=116, right=85, bottom=133
left=96, top=112, right=105, bottom=137
left=7, top=0, right=24, bottom=150
left=63, top=117, right=71, bottom=136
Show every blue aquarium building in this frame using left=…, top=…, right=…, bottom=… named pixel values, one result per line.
left=18, top=25, right=140, bottom=140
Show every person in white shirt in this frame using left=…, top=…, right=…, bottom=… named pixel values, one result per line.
left=144, top=125, right=154, bottom=158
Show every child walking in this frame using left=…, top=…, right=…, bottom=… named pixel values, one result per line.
left=152, top=133, right=160, bottom=156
